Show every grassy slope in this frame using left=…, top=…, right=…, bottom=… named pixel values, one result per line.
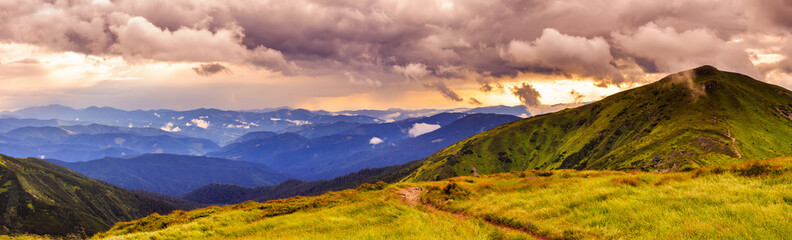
left=419, top=157, right=792, bottom=239
left=0, top=155, right=178, bottom=237
left=93, top=157, right=792, bottom=239
left=95, top=184, right=533, bottom=240
left=404, top=66, right=792, bottom=181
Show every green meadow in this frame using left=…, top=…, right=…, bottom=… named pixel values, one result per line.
left=81, top=157, right=792, bottom=240
left=421, top=157, right=792, bottom=239
left=92, top=182, right=533, bottom=240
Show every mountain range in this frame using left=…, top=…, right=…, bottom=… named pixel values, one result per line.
left=1, top=104, right=532, bottom=145
left=208, top=113, right=520, bottom=180
left=49, top=154, right=291, bottom=195
left=0, top=125, right=219, bottom=162
left=177, top=66, right=792, bottom=205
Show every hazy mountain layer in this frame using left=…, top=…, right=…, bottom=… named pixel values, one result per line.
left=52, top=154, right=290, bottom=196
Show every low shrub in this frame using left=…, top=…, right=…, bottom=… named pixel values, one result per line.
left=356, top=181, right=387, bottom=192
left=652, top=175, right=688, bottom=186
left=733, top=162, right=779, bottom=177
left=442, top=182, right=471, bottom=199
left=612, top=178, right=641, bottom=187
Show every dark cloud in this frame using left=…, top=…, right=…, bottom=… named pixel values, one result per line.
left=423, top=81, right=463, bottom=102
left=632, top=57, right=660, bottom=73
left=468, top=97, right=482, bottom=105
left=511, top=83, right=541, bottom=107
left=479, top=83, right=493, bottom=92
left=749, top=0, right=792, bottom=31
left=193, top=63, right=231, bottom=76
left=570, top=90, right=585, bottom=104
left=477, top=78, right=505, bottom=93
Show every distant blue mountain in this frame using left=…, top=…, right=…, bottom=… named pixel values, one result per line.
left=333, top=105, right=530, bottom=121
left=209, top=132, right=310, bottom=163
left=3, top=105, right=381, bottom=144
left=1, top=125, right=219, bottom=161
left=466, top=105, right=531, bottom=116
left=209, top=113, right=520, bottom=180
left=234, top=131, right=277, bottom=143
left=282, top=112, right=467, bottom=140
left=0, top=117, right=61, bottom=132
left=49, top=154, right=290, bottom=196
left=294, top=113, right=521, bottom=180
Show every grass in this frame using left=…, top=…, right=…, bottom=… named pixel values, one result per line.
left=86, top=156, right=792, bottom=240
left=420, top=157, right=792, bottom=239
left=0, top=235, right=56, bottom=240
left=94, top=186, right=534, bottom=240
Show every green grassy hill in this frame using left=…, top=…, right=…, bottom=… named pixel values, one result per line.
left=90, top=157, right=792, bottom=239
left=0, top=155, right=179, bottom=237
left=404, top=66, right=792, bottom=181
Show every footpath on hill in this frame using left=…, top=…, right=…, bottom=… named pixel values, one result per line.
left=398, top=187, right=550, bottom=240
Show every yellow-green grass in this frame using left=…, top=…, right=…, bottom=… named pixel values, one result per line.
left=94, top=183, right=533, bottom=240
left=0, top=235, right=54, bottom=240
left=46, top=157, right=792, bottom=240
left=421, top=157, right=792, bottom=239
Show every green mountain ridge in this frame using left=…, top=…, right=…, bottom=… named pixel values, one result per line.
left=405, top=66, right=792, bottom=181
left=0, top=155, right=179, bottom=237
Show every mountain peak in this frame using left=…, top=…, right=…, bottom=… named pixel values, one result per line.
left=693, top=65, right=719, bottom=75
left=404, top=66, right=792, bottom=181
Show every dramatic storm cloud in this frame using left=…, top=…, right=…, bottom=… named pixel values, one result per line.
left=0, top=0, right=789, bottom=110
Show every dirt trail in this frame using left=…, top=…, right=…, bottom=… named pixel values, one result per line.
left=398, top=187, right=550, bottom=240
left=727, top=129, right=742, bottom=158
left=397, top=187, right=421, bottom=207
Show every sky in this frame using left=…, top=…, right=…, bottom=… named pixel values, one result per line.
left=0, top=0, right=790, bottom=111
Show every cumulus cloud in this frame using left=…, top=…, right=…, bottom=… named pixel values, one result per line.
left=248, top=46, right=301, bottom=75
left=511, top=83, right=542, bottom=107
left=612, top=23, right=759, bottom=78
left=500, top=28, right=624, bottom=84
left=0, top=2, right=297, bottom=75
left=187, top=118, right=210, bottom=129
left=193, top=63, right=231, bottom=76
left=369, top=137, right=384, bottom=145
left=423, top=81, right=463, bottom=102
left=160, top=122, right=181, bottom=132
left=408, top=123, right=441, bottom=137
